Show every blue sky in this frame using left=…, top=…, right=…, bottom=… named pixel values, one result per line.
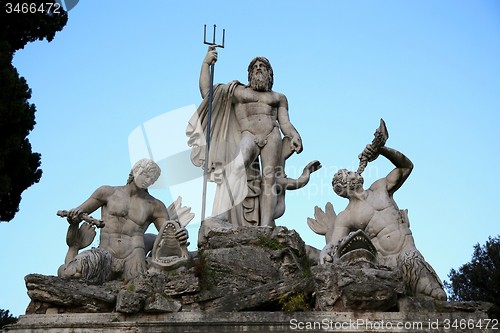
left=1, top=0, right=499, bottom=316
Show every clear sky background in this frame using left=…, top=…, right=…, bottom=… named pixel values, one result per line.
left=1, top=0, right=499, bottom=316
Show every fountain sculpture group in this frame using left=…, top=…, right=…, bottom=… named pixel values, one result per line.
left=9, top=46, right=495, bottom=333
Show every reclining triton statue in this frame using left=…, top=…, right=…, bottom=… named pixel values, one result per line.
left=308, top=120, right=447, bottom=300
left=57, top=159, right=193, bottom=283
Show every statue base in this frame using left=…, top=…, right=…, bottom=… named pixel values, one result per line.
left=16, top=218, right=496, bottom=332
left=4, top=311, right=496, bottom=333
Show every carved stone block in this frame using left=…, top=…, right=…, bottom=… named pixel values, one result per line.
left=312, top=263, right=404, bottom=312
left=144, top=293, right=182, bottom=313
left=115, top=290, right=146, bottom=314
left=164, top=274, right=200, bottom=296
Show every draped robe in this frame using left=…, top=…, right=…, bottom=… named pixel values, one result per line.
left=186, top=81, right=260, bottom=225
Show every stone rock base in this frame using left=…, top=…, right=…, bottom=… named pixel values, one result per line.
left=4, top=311, right=497, bottom=333
left=312, top=264, right=404, bottom=312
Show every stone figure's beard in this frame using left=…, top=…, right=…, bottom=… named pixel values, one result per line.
left=347, top=177, right=364, bottom=191
left=249, top=71, right=272, bottom=92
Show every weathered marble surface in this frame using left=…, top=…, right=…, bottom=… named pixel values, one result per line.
left=5, top=311, right=496, bottom=333
left=24, top=216, right=494, bottom=320
left=313, top=264, right=404, bottom=312
left=25, top=216, right=316, bottom=315
left=187, top=48, right=320, bottom=227
left=58, top=159, right=193, bottom=283
left=310, top=120, right=447, bottom=301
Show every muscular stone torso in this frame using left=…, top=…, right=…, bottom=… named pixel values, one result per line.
left=99, top=187, right=154, bottom=259
left=233, top=86, right=280, bottom=136
left=344, top=185, right=412, bottom=257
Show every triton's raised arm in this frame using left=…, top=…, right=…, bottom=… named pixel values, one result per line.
left=379, top=146, right=413, bottom=195
left=362, top=143, right=413, bottom=195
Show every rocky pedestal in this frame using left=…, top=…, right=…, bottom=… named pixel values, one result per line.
left=24, top=217, right=317, bottom=315
left=313, top=263, right=405, bottom=312
left=7, top=216, right=496, bottom=332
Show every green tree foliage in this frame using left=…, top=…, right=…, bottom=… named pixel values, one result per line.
left=0, top=1, right=67, bottom=221
left=444, top=235, right=500, bottom=319
left=0, top=0, right=68, bottom=56
left=0, top=309, right=17, bottom=328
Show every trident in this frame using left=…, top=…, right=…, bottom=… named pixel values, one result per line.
left=201, top=24, right=225, bottom=222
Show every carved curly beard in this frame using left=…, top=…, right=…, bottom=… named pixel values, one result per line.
left=249, top=71, right=272, bottom=92
left=347, top=177, right=364, bottom=190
